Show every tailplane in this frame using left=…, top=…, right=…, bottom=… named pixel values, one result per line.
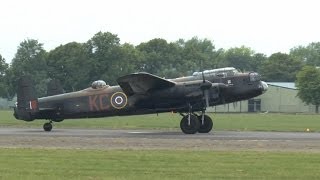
left=13, top=76, right=39, bottom=121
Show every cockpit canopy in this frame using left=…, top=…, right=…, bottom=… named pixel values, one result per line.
left=249, top=72, right=260, bottom=81
left=91, top=80, right=108, bottom=89
left=192, top=67, right=239, bottom=78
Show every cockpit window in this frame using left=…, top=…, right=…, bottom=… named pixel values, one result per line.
left=192, top=67, right=238, bottom=78
left=91, top=80, right=108, bottom=89
left=249, top=73, right=260, bottom=81
left=216, top=73, right=226, bottom=78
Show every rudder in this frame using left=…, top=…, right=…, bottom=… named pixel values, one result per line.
left=14, top=76, right=39, bottom=121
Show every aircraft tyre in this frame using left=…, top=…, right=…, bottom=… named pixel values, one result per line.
left=180, top=114, right=200, bottom=134
left=198, top=115, right=213, bottom=133
left=43, top=122, right=52, bottom=132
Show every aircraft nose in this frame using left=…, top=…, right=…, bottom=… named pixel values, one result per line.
left=260, top=81, right=268, bottom=93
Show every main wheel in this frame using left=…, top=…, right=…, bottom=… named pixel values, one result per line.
left=198, top=115, right=213, bottom=133
left=43, top=122, right=53, bottom=132
left=180, top=114, right=200, bottom=134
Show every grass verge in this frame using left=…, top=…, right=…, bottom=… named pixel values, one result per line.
left=0, top=148, right=319, bottom=180
left=1, top=110, right=320, bottom=132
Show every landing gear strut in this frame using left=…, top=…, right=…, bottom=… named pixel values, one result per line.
left=179, top=106, right=213, bottom=134
left=198, top=113, right=213, bottom=133
left=43, top=121, right=53, bottom=132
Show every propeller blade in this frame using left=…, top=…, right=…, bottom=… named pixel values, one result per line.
left=204, top=90, right=209, bottom=107
left=202, top=71, right=205, bottom=83
left=200, top=71, right=212, bottom=108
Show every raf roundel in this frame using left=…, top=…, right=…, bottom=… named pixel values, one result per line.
left=110, top=92, right=128, bottom=109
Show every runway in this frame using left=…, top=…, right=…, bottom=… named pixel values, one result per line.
left=1, top=128, right=320, bottom=152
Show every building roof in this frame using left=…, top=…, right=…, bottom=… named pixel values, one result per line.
left=267, top=82, right=297, bottom=90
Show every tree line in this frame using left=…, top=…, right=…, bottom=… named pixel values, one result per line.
left=1, top=31, right=320, bottom=110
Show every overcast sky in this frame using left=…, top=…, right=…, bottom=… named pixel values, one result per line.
left=1, top=0, right=320, bottom=63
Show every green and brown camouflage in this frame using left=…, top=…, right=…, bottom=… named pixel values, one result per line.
left=13, top=67, right=268, bottom=134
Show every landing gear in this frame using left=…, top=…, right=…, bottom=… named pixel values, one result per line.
left=180, top=104, right=200, bottom=134
left=198, top=114, right=213, bottom=133
left=180, top=114, right=200, bottom=134
left=179, top=106, right=213, bottom=134
left=43, top=121, right=53, bottom=132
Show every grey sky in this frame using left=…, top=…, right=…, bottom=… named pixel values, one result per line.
left=1, top=0, right=320, bottom=63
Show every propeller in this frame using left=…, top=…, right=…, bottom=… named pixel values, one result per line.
left=200, top=71, right=212, bottom=108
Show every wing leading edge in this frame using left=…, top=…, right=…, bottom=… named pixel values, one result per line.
left=117, top=72, right=176, bottom=96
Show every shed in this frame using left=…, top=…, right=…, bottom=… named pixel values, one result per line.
left=208, top=82, right=315, bottom=113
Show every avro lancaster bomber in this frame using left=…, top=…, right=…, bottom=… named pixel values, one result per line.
left=14, top=67, right=268, bottom=134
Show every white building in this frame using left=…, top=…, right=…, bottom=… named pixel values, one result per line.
left=209, top=82, right=316, bottom=113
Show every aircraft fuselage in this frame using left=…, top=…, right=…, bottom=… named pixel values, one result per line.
left=33, top=71, right=266, bottom=121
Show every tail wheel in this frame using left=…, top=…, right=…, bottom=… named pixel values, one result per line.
left=180, top=114, right=200, bottom=134
left=43, top=122, right=52, bottom=132
left=198, top=115, right=213, bottom=133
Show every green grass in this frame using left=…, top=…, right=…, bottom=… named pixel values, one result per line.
left=1, top=110, right=320, bottom=132
left=0, top=148, right=319, bottom=180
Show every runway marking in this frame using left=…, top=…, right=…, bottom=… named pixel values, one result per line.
left=128, top=131, right=151, bottom=134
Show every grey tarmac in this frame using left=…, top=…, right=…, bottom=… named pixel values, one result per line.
left=0, top=128, right=319, bottom=152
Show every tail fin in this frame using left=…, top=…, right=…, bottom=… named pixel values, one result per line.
left=47, top=79, right=63, bottom=96
left=13, top=76, right=39, bottom=121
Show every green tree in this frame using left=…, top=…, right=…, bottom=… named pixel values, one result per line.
left=177, top=37, right=218, bottom=74
left=290, top=42, right=320, bottom=66
left=261, top=52, right=303, bottom=82
left=8, top=39, right=48, bottom=97
left=0, top=54, right=9, bottom=97
left=220, top=46, right=256, bottom=72
left=251, top=53, right=267, bottom=73
left=118, top=43, right=143, bottom=76
left=296, top=66, right=320, bottom=113
left=46, top=32, right=143, bottom=91
left=47, top=42, right=91, bottom=92
left=86, top=31, right=123, bottom=84
left=137, top=38, right=182, bottom=78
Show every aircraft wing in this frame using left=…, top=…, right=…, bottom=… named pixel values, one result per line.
left=117, top=72, right=176, bottom=96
